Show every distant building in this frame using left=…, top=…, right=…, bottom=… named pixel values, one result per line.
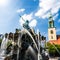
left=48, top=13, right=60, bottom=44
left=57, top=35, right=60, bottom=39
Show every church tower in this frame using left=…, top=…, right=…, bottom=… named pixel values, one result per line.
left=48, top=13, right=56, bottom=40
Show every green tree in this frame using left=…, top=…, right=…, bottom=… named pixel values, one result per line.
left=47, top=42, right=60, bottom=56
left=0, top=38, right=2, bottom=46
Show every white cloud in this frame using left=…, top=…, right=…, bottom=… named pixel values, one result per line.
left=42, top=12, right=50, bottom=19
left=19, top=13, right=37, bottom=27
left=29, top=19, right=37, bottom=27
left=53, top=13, right=58, bottom=20
left=17, top=9, right=25, bottom=13
left=51, top=4, right=60, bottom=14
left=35, top=0, right=60, bottom=19
left=58, top=19, right=60, bottom=23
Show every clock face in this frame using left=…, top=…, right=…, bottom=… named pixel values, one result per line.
left=50, top=30, right=53, bottom=34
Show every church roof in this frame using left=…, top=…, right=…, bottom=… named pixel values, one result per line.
left=57, top=35, right=60, bottom=39
left=49, top=38, right=60, bottom=45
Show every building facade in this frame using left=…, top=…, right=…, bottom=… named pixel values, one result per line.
left=48, top=13, right=56, bottom=41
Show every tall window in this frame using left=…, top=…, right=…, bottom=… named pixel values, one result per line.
left=50, top=30, right=53, bottom=34
left=51, top=36, right=53, bottom=39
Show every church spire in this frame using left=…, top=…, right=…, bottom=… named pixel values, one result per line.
left=48, top=13, right=54, bottom=28
left=48, top=12, right=56, bottom=40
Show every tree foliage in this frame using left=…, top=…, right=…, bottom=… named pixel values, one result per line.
left=47, top=42, right=60, bottom=56
left=0, top=38, right=2, bottom=46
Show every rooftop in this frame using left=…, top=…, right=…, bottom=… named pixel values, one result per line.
left=49, top=38, right=60, bottom=45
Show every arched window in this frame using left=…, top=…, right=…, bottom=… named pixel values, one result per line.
left=51, top=36, right=53, bottom=39
left=50, top=30, right=53, bottom=34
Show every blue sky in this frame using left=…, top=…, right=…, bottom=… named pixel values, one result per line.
left=0, top=0, right=60, bottom=40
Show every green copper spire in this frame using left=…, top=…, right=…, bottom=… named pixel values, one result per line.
left=23, top=20, right=30, bottom=29
left=19, top=15, right=30, bottom=30
left=48, top=13, right=54, bottom=28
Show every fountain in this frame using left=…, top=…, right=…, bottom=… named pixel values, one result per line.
left=0, top=18, right=42, bottom=60
left=15, top=16, right=42, bottom=60
left=1, top=36, right=8, bottom=50
left=0, top=33, right=9, bottom=59
left=17, top=33, right=22, bottom=60
left=15, top=28, right=42, bottom=60
left=22, top=29, right=38, bottom=51
left=0, top=37, right=6, bottom=56
left=25, top=45, right=37, bottom=60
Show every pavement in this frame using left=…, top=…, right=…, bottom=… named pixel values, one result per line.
left=49, top=57, right=59, bottom=60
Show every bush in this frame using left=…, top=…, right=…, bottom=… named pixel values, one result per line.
left=47, top=42, right=60, bottom=57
